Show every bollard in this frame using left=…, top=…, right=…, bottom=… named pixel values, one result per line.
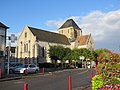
left=24, top=83, right=28, bottom=90
left=90, top=72, right=94, bottom=80
left=42, top=67, right=44, bottom=75
left=68, top=75, right=72, bottom=90
left=0, top=68, right=2, bottom=78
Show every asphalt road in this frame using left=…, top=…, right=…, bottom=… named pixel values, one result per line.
left=0, top=69, right=94, bottom=90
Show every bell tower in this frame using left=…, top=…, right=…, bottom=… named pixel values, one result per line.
left=58, top=19, right=82, bottom=41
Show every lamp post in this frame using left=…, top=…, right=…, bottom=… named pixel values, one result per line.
left=79, top=56, right=85, bottom=68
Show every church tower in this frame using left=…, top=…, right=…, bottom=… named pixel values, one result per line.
left=58, top=19, right=82, bottom=41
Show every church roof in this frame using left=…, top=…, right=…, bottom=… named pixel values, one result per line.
left=78, top=34, right=91, bottom=45
left=28, top=26, right=70, bottom=45
left=0, top=22, right=9, bottom=29
left=59, top=19, right=81, bottom=30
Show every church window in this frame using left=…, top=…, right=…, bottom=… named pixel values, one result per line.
left=24, top=43, right=28, bottom=52
left=25, top=32, right=27, bottom=38
left=41, top=47, right=44, bottom=57
left=39, top=47, right=45, bottom=57
left=61, top=30, right=63, bottom=33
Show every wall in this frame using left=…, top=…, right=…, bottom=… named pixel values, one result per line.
left=0, top=27, right=6, bottom=74
left=58, top=27, right=82, bottom=40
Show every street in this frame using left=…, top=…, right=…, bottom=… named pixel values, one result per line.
left=0, top=69, right=94, bottom=90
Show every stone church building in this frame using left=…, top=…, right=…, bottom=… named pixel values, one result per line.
left=15, top=19, right=94, bottom=66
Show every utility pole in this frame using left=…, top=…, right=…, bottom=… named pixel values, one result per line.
left=7, top=34, right=17, bottom=75
left=7, top=37, right=11, bottom=75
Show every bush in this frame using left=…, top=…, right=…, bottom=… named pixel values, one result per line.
left=93, top=51, right=120, bottom=89
left=92, top=74, right=103, bottom=90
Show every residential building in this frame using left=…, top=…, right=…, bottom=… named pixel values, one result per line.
left=0, top=22, right=9, bottom=73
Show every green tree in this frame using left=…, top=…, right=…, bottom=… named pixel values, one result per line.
left=89, top=50, right=97, bottom=61
left=49, top=45, right=71, bottom=68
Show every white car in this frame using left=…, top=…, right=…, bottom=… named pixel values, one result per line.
left=15, top=64, right=39, bottom=74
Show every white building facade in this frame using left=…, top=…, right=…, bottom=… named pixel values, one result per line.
left=0, top=22, right=9, bottom=73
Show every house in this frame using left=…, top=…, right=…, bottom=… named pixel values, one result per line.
left=0, top=22, right=9, bottom=73
left=15, top=26, right=70, bottom=66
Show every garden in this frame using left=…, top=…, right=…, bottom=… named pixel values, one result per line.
left=92, top=50, right=120, bottom=90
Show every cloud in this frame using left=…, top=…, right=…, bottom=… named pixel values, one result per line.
left=45, top=9, right=120, bottom=51
left=46, top=16, right=81, bottom=29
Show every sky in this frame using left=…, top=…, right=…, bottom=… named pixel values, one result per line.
left=1, top=0, right=120, bottom=52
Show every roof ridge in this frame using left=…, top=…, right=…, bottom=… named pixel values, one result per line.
left=28, top=26, right=67, bottom=37
left=0, top=22, right=9, bottom=29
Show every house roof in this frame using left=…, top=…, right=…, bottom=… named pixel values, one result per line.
left=28, top=26, right=70, bottom=45
left=0, top=22, right=9, bottom=29
left=59, top=19, right=81, bottom=30
left=78, top=34, right=91, bottom=45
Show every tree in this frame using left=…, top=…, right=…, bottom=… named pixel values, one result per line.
left=49, top=45, right=71, bottom=68
left=89, top=50, right=97, bottom=61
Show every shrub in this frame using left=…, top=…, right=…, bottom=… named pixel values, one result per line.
left=92, top=51, right=120, bottom=89
left=92, top=74, right=103, bottom=90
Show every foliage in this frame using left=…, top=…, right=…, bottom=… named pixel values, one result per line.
left=92, top=74, right=103, bottom=90
left=93, top=50, right=120, bottom=89
left=95, top=48, right=110, bottom=55
left=49, top=45, right=71, bottom=61
left=89, top=50, right=97, bottom=61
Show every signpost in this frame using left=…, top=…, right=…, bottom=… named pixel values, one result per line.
left=7, top=34, right=17, bottom=75
left=79, top=56, right=85, bottom=68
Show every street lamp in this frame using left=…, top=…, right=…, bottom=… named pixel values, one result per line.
left=79, top=56, right=85, bottom=68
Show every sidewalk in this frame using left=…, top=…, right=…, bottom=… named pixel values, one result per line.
left=0, top=74, right=23, bottom=82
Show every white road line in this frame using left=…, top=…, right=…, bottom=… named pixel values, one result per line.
left=14, top=81, right=24, bottom=84
left=78, top=70, right=88, bottom=75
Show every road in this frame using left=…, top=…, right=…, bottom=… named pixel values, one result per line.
left=0, top=69, right=94, bottom=90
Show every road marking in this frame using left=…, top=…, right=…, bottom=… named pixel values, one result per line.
left=78, top=70, right=88, bottom=75
left=14, top=81, right=24, bottom=84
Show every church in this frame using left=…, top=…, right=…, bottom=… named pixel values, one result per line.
left=15, top=19, right=94, bottom=66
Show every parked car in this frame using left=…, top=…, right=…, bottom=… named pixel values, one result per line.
left=5, top=62, right=23, bottom=73
left=14, top=64, right=39, bottom=74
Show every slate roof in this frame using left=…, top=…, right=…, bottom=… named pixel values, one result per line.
left=0, top=22, right=9, bottom=29
left=59, top=19, right=81, bottom=30
left=78, top=34, right=90, bottom=45
left=28, top=26, right=70, bottom=45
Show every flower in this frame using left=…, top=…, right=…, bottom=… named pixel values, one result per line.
left=117, top=78, right=120, bottom=81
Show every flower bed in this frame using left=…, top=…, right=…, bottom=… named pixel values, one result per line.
left=92, top=51, right=120, bottom=90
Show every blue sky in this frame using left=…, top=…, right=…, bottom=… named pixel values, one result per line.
left=1, top=0, right=120, bottom=52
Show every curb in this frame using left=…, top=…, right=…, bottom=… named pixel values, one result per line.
left=0, top=77, right=22, bottom=82
left=73, top=85, right=91, bottom=90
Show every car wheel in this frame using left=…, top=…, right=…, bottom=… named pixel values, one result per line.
left=24, top=70, right=28, bottom=75
left=35, top=69, right=38, bottom=73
